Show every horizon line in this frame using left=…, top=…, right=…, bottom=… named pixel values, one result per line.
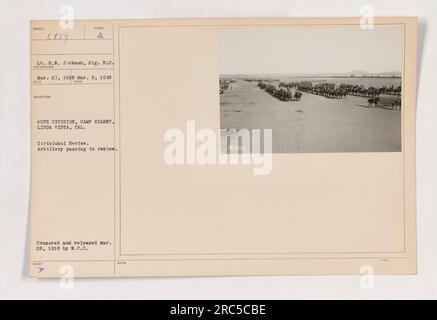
left=220, top=72, right=402, bottom=77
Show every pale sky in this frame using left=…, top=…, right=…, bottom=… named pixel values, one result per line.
left=219, top=26, right=403, bottom=75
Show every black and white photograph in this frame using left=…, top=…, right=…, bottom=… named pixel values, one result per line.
left=220, top=26, right=403, bottom=153
left=2, top=0, right=437, bottom=303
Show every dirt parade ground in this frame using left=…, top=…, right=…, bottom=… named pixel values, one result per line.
left=220, top=79, right=402, bottom=153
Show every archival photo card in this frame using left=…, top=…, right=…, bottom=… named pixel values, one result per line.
left=29, top=18, right=416, bottom=278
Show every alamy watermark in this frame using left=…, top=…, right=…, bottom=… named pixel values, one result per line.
left=360, top=5, right=375, bottom=30
left=163, top=121, right=273, bottom=175
left=359, top=265, right=375, bottom=290
left=59, top=5, right=74, bottom=30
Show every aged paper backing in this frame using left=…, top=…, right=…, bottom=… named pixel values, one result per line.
left=29, top=17, right=417, bottom=277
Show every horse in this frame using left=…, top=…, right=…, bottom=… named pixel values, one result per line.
left=368, top=97, right=380, bottom=108
left=392, top=98, right=401, bottom=111
left=294, top=91, right=302, bottom=101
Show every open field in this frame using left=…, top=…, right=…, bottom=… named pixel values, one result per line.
left=220, top=79, right=402, bottom=153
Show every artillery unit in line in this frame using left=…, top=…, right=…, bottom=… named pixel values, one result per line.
left=279, top=80, right=402, bottom=110
left=258, top=81, right=302, bottom=102
left=219, top=79, right=235, bottom=94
